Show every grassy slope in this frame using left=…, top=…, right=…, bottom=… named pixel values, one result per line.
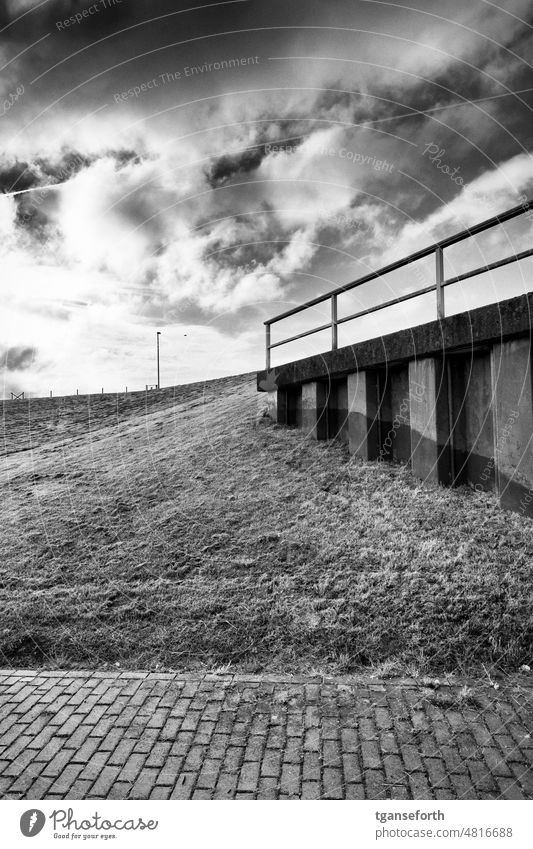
left=1, top=373, right=532, bottom=675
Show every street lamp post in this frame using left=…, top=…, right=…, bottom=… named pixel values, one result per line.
left=156, top=331, right=161, bottom=389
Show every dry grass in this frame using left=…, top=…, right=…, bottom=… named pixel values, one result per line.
left=1, top=373, right=532, bottom=675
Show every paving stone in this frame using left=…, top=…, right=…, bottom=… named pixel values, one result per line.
left=364, top=769, right=388, bottom=799
left=150, top=785, right=172, bottom=799
left=193, top=788, right=213, bottom=799
left=509, top=762, right=533, bottom=796
left=321, top=718, right=340, bottom=740
left=260, top=749, right=282, bottom=778
left=196, top=757, right=222, bottom=790
left=213, top=772, right=238, bottom=799
left=237, top=761, right=260, bottom=793
left=280, top=762, right=300, bottom=795
left=345, top=782, right=365, bottom=799
left=322, top=767, right=343, bottom=799
left=155, top=755, right=184, bottom=786
left=107, top=738, right=137, bottom=766
left=408, top=772, right=434, bottom=799
left=299, top=779, right=319, bottom=799
left=495, top=775, right=525, bottom=800
left=342, top=752, right=363, bottom=784
left=256, top=775, right=278, bottom=799
left=401, top=743, right=424, bottom=773
left=170, top=772, right=196, bottom=799
left=361, top=741, right=382, bottom=770
left=69, top=750, right=109, bottom=791
left=70, top=736, right=101, bottom=764
left=129, top=768, right=160, bottom=799
left=145, top=741, right=172, bottom=768
left=340, top=727, right=359, bottom=752
left=9, top=768, right=43, bottom=794
left=440, top=744, right=468, bottom=775
left=68, top=779, right=94, bottom=799
left=47, top=764, right=83, bottom=795
left=304, top=728, right=320, bottom=752
left=424, top=757, right=450, bottom=789
left=183, top=745, right=208, bottom=772
left=383, top=753, right=406, bottom=785
left=323, top=739, right=342, bottom=769
left=42, top=749, right=76, bottom=778
left=243, top=735, right=264, bottom=762
left=449, top=772, right=478, bottom=800
left=0, top=670, right=531, bottom=801
left=116, top=752, right=145, bottom=784
left=303, top=750, right=321, bottom=783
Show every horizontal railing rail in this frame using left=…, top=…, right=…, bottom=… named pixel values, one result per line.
left=264, top=199, right=533, bottom=369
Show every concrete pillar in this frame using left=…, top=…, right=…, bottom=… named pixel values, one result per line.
left=286, top=386, right=302, bottom=427
left=491, top=338, right=533, bottom=516
left=336, top=379, right=349, bottom=444
left=408, top=358, right=452, bottom=485
left=389, top=367, right=411, bottom=464
left=326, top=379, right=349, bottom=443
left=462, top=353, right=494, bottom=491
left=446, top=357, right=467, bottom=486
left=263, top=390, right=277, bottom=421
left=347, top=371, right=380, bottom=460
left=301, top=381, right=327, bottom=439
left=377, top=370, right=392, bottom=461
left=263, top=388, right=288, bottom=424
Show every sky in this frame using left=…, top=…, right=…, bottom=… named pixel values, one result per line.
left=0, top=0, right=532, bottom=396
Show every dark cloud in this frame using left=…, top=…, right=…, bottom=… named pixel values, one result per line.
left=0, top=146, right=147, bottom=248
left=206, top=146, right=267, bottom=187
left=2, top=0, right=256, bottom=50
left=0, top=161, right=39, bottom=194
left=3, top=0, right=134, bottom=39
left=2, top=346, right=35, bottom=371
left=109, top=148, right=146, bottom=167
left=206, top=132, right=304, bottom=187
left=0, top=146, right=145, bottom=195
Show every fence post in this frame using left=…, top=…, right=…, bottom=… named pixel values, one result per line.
left=265, top=324, right=271, bottom=370
left=435, top=246, right=444, bottom=320
left=331, top=294, right=338, bottom=351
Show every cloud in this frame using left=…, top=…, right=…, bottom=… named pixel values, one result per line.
left=1, top=0, right=532, bottom=393
left=1, top=345, right=35, bottom=371
left=379, top=151, right=533, bottom=264
left=4, top=0, right=133, bottom=36
left=205, top=129, right=305, bottom=188
left=0, top=147, right=144, bottom=195
left=206, top=146, right=268, bottom=188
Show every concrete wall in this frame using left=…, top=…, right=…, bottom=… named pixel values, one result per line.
left=388, top=367, right=411, bottom=463
left=326, top=379, right=349, bottom=443
left=347, top=371, right=380, bottom=460
left=450, top=352, right=495, bottom=492
left=492, top=338, right=533, bottom=517
left=408, top=358, right=452, bottom=486
left=258, top=295, right=533, bottom=518
left=301, top=382, right=328, bottom=440
left=287, top=386, right=303, bottom=427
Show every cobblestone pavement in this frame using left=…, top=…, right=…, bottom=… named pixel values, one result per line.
left=0, top=670, right=531, bottom=800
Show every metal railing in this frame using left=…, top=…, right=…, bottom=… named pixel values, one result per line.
left=264, top=199, right=533, bottom=369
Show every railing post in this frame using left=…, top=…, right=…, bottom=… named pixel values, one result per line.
left=265, top=324, right=271, bottom=370
left=435, top=246, right=444, bottom=320
left=331, top=294, right=338, bottom=350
